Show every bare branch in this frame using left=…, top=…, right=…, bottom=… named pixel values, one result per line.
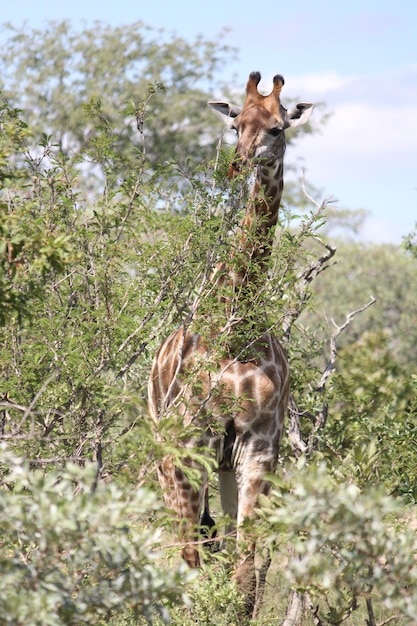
left=297, top=236, right=337, bottom=286
left=366, top=596, right=377, bottom=626
left=375, top=615, right=402, bottom=626
left=287, top=395, right=308, bottom=455
left=281, top=590, right=304, bottom=626
left=287, top=295, right=376, bottom=457
left=301, top=171, right=336, bottom=210
left=316, top=295, right=376, bottom=393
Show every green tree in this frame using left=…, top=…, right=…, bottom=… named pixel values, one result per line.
left=292, top=236, right=417, bottom=499
left=0, top=91, right=179, bottom=467
left=0, top=57, right=323, bottom=470
left=0, top=60, right=341, bottom=621
left=324, top=331, right=417, bottom=500
left=0, top=20, right=321, bottom=193
left=0, top=21, right=236, bottom=174
left=0, top=98, right=73, bottom=325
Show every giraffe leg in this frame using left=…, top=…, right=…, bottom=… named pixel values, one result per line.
left=157, top=457, right=206, bottom=568
left=218, top=469, right=238, bottom=538
left=232, top=456, right=275, bottom=617
left=200, top=483, right=217, bottom=551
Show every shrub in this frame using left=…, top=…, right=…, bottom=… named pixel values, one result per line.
left=0, top=447, right=190, bottom=625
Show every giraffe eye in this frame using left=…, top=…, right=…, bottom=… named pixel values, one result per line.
left=268, top=128, right=281, bottom=137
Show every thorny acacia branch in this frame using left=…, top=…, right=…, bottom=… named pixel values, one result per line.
left=287, top=294, right=377, bottom=457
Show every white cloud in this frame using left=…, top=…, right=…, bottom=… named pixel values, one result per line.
left=285, top=66, right=417, bottom=243
left=286, top=64, right=417, bottom=107
left=288, top=66, right=417, bottom=174
left=284, top=72, right=354, bottom=95
left=258, top=72, right=354, bottom=98
left=303, top=102, right=417, bottom=163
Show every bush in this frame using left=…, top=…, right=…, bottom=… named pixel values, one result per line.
left=258, top=459, right=417, bottom=624
left=0, top=447, right=190, bottom=625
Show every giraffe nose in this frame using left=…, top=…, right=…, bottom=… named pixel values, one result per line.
left=228, top=152, right=249, bottom=178
left=227, top=166, right=239, bottom=178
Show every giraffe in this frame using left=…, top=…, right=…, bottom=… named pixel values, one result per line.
left=148, top=71, right=313, bottom=615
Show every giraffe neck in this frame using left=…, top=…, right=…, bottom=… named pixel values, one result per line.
left=199, top=158, right=284, bottom=342
left=231, top=158, right=284, bottom=286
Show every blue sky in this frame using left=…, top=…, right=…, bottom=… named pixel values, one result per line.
left=3, top=0, right=417, bottom=243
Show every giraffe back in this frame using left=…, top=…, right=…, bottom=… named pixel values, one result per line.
left=148, top=326, right=290, bottom=468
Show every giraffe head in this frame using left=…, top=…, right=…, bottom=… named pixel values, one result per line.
left=208, top=71, right=313, bottom=175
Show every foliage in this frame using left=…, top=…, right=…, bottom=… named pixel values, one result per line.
left=0, top=94, right=158, bottom=465
left=324, top=333, right=417, bottom=500
left=0, top=20, right=323, bottom=195
left=135, top=564, right=246, bottom=626
left=258, top=459, right=417, bottom=625
left=403, top=222, right=417, bottom=257
left=292, top=230, right=417, bottom=502
left=304, top=239, right=417, bottom=366
left=0, top=73, right=334, bottom=624
left=0, top=99, right=73, bottom=324
left=0, top=447, right=190, bottom=625
left=1, top=20, right=417, bottom=625
left=0, top=20, right=237, bottom=184
left=0, top=82, right=324, bottom=473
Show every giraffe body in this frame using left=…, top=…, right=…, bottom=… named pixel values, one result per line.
left=148, top=325, right=289, bottom=533
left=148, top=72, right=312, bottom=615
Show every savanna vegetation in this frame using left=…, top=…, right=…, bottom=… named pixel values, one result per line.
left=0, top=20, right=416, bottom=626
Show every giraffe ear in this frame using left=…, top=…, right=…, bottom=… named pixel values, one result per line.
left=208, top=101, right=242, bottom=126
left=287, top=102, right=314, bottom=128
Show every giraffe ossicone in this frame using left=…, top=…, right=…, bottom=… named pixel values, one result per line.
left=148, top=72, right=313, bottom=617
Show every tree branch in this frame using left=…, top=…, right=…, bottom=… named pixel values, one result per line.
left=316, top=295, right=376, bottom=393
left=287, top=296, right=376, bottom=457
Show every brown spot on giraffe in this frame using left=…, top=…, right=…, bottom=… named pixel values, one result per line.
left=148, top=72, right=313, bottom=618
